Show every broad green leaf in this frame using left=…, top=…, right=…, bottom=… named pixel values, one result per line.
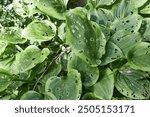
left=91, top=68, right=114, bottom=100
left=101, top=41, right=123, bottom=65
left=140, top=3, right=150, bottom=14
left=12, top=0, right=28, bottom=17
left=112, top=0, right=137, bottom=19
left=66, top=8, right=106, bottom=66
left=132, top=0, right=148, bottom=8
left=34, top=0, right=67, bottom=20
left=128, top=42, right=150, bottom=71
left=45, top=69, right=82, bottom=100
left=88, top=0, right=116, bottom=8
left=68, top=54, right=99, bottom=87
left=111, top=14, right=142, bottom=33
left=22, top=20, right=56, bottom=42
left=110, top=30, right=142, bottom=57
left=20, top=91, right=42, bottom=100
left=0, top=42, right=7, bottom=56
left=13, top=0, right=39, bottom=17
left=0, top=27, right=26, bottom=44
left=0, top=69, right=12, bottom=92
left=90, top=8, right=114, bottom=27
left=10, top=45, right=50, bottom=74
left=115, top=66, right=150, bottom=99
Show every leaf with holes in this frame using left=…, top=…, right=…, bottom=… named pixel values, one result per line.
left=34, top=0, right=67, bottom=20
left=112, top=0, right=137, bottom=19
left=91, top=68, right=114, bottom=100
left=13, top=0, right=38, bottom=17
left=0, top=69, right=12, bottom=92
left=45, top=69, right=82, bottom=100
left=101, top=41, right=123, bottom=65
left=66, top=8, right=106, bottom=66
left=133, top=0, right=148, bottom=8
left=68, top=54, right=99, bottom=87
left=0, top=27, right=26, bottom=44
left=110, top=30, right=142, bottom=57
left=140, top=3, right=150, bottom=14
left=21, top=91, right=42, bottom=100
left=115, top=66, right=150, bottom=99
left=10, top=45, right=50, bottom=74
left=22, top=20, right=56, bottom=42
left=128, top=42, right=150, bottom=71
left=111, top=14, right=142, bottom=33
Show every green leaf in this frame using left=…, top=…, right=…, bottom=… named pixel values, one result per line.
left=0, top=69, right=12, bottom=92
left=111, top=14, right=142, bottom=33
left=128, top=42, right=150, bottom=71
left=132, top=0, right=148, bottom=8
left=91, top=68, right=114, bottom=100
left=112, top=0, right=137, bottom=19
left=0, top=42, right=7, bottom=56
left=90, top=8, right=114, bottom=27
left=10, top=45, right=50, bottom=74
left=20, top=91, right=42, bottom=100
left=110, top=30, right=142, bottom=57
left=101, top=41, right=123, bottom=65
left=140, top=3, right=150, bottom=14
left=68, top=54, right=99, bottom=87
left=45, top=69, right=82, bottom=100
left=34, top=0, right=67, bottom=20
left=0, top=27, right=26, bottom=44
left=22, top=20, right=56, bottom=42
left=115, top=66, right=150, bottom=99
left=13, top=0, right=39, bottom=17
left=66, top=8, right=106, bottom=66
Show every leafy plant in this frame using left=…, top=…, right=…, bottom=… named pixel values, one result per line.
left=0, top=0, right=150, bottom=100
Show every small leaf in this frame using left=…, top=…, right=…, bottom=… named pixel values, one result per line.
left=22, top=20, right=56, bottom=42
left=111, top=14, right=142, bottom=33
left=140, top=3, right=150, bottom=14
left=133, top=0, right=148, bottom=8
left=0, top=69, right=12, bottom=92
left=45, top=69, right=82, bottom=100
left=10, top=45, right=50, bottom=74
left=101, top=41, right=123, bottom=65
left=0, top=27, right=26, bottom=44
left=91, top=68, right=114, bottom=100
left=115, top=66, right=150, bottom=99
left=110, top=30, right=142, bottom=57
left=68, top=54, right=99, bottom=87
left=128, top=42, right=150, bottom=71
left=34, top=0, right=67, bottom=20
left=21, top=91, right=42, bottom=100
left=112, top=0, right=137, bottom=19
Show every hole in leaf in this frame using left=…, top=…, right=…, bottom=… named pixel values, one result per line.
left=32, top=58, right=35, bottom=60
left=126, top=20, right=130, bottom=23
